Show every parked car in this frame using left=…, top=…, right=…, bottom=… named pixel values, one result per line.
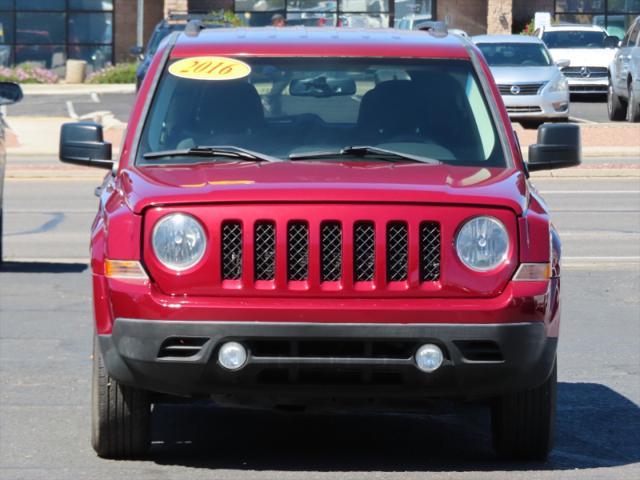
left=608, top=16, right=640, bottom=122
left=131, top=11, right=229, bottom=90
left=59, top=26, right=580, bottom=461
left=0, top=82, right=23, bottom=265
left=535, top=23, right=620, bottom=94
left=473, top=35, right=570, bottom=123
left=395, top=14, right=432, bottom=30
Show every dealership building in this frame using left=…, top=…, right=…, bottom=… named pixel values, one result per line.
left=0, top=0, right=638, bottom=73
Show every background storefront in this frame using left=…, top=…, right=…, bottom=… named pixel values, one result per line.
left=553, top=0, right=640, bottom=38
left=0, top=0, right=114, bottom=73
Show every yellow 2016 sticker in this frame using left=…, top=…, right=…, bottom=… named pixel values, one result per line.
left=168, top=56, right=251, bottom=81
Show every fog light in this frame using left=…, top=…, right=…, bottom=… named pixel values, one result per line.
left=218, top=342, right=247, bottom=371
left=553, top=101, right=569, bottom=112
left=415, top=344, right=444, bottom=373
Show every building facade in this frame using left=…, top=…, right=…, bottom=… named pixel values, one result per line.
left=0, top=0, right=638, bottom=72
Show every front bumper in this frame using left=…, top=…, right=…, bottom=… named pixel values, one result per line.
left=502, top=91, right=570, bottom=119
left=566, top=76, right=608, bottom=94
left=100, top=318, right=557, bottom=404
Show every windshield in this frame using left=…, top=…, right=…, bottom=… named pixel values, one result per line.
left=477, top=42, right=552, bottom=67
left=542, top=30, right=607, bottom=49
left=137, top=57, right=505, bottom=167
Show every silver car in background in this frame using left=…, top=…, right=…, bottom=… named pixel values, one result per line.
left=473, top=35, right=570, bottom=124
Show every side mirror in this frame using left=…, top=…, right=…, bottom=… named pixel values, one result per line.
left=527, top=123, right=581, bottom=172
left=0, top=82, right=23, bottom=106
left=604, top=35, right=619, bottom=48
left=129, top=45, right=144, bottom=56
left=555, top=58, right=570, bottom=68
left=59, top=122, right=112, bottom=169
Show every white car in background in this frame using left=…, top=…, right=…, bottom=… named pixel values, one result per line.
left=608, top=16, right=640, bottom=122
left=473, top=35, right=570, bottom=123
left=535, top=24, right=620, bottom=94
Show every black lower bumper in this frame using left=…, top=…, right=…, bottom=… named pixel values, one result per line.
left=100, top=318, right=557, bottom=404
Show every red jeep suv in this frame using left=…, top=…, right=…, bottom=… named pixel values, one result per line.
left=59, top=25, right=580, bottom=460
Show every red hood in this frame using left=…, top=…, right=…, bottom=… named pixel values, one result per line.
left=119, top=162, right=529, bottom=215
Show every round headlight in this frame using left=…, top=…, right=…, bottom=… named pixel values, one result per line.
left=455, top=216, right=509, bottom=272
left=152, top=213, right=206, bottom=271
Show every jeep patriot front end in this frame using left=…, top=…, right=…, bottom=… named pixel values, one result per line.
left=59, top=27, right=580, bottom=460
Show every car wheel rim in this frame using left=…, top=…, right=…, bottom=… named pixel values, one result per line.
left=608, top=85, right=613, bottom=114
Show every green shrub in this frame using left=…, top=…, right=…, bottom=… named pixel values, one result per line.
left=86, top=63, right=137, bottom=84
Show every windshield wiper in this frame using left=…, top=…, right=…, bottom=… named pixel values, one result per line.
left=143, top=145, right=283, bottom=163
left=289, top=146, right=440, bottom=165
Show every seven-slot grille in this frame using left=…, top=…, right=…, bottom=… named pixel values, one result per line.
left=497, top=83, right=545, bottom=95
left=222, top=220, right=441, bottom=284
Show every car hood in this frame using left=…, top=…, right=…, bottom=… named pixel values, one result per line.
left=119, top=162, right=529, bottom=215
left=489, top=66, right=559, bottom=84
left=548, top=48, right=616, bottom=67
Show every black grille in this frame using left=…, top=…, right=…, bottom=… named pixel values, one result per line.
left=386, top=222, right=408, bottom=282
left=498, top=83, right=545, bottom=95
left=254, top=222, right=275, bottom=281
left=506, top=106, right=543, bottom=113
left=221, top=222, right=242, bottom=280
left=287, top=222, right=309, bottom=281
left=420, top=222, right=440, bottom=281
left=354, top=222, right=375, bottom=281
left=321, top=222, right=342, bottom=281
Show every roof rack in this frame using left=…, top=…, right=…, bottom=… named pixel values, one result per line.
left=416, top=20, right=448, bottom=36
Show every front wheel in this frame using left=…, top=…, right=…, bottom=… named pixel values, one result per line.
left=627, top=84, right=640, bottom=122
left=491, top=361, right=557, bottom=460
left=91, top=337, right=151, bottom=458
left=608, top=81, right=626, bottom=121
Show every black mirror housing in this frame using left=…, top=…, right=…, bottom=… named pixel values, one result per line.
left=59, top=122, right=113, bottom=169
left=527, top=123, right=581, bottom=172
left=0, top=82, right=23, bottom=106
left=604, top=35, right=619, bottom=48
left=129, top=46, right=144, bottom=56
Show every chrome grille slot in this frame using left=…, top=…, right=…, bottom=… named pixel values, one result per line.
left=221, top=221, right=242, bottom=280
left=420, top=222, right=440, bottom=282
left=254, top=221, right=276, bottom=281
left=321, top=222, right=342, bottom=282
left=287, top=221, right=309, bottom=281
left=498, top=83, right=545, bottom=95
left=354, top=222, right=375, bottom=281
left=386, top=222, right=408, bottom=282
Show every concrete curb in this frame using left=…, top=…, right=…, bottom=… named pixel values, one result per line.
left=20, top=84, right=136, bottom=95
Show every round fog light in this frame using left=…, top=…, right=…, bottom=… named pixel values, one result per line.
left=415, top=344, right=444, bottom=373
left=218, top=342, right=247, bottom=371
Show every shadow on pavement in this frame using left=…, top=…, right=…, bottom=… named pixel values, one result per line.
left=150, top=382, right=640, bottom=472
left=0, top=261, right=88, bottom=273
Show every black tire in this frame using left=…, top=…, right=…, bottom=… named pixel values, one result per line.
left=91, top=336, right=151, bottom=459
left=627, top=83, right=640, bottom=123
left=608, top=80, right=626, bottom=121
left=491, top=361, right=557, bottom=461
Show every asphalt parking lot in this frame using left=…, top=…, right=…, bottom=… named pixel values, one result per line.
left=0, top=170, right=638, bottom=480
left=4, top=91, right=618, bottom=125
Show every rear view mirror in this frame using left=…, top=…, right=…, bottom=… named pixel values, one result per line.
left=59, top=122, right=113, bottom=169
left=604, top=35, right=620, bottom=48
left=527, top=123, right=581, bottom=172
left=289, top=76, right=356, bottom=97
left=0, top=82, right=23, bottom=106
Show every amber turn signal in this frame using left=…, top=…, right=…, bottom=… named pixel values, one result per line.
left=513, top=263, right=552, bottom=281
left=104, top=260, right=148, bottom=279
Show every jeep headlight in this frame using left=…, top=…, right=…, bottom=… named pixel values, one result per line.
left=455, top=216, right=509, bottom=272
left=547, top=74, right=569, bottom=93
left=152, top=213, right=206, bottom=271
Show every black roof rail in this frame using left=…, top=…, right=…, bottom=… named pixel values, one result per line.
left=416, top=20, right=448, bottom=36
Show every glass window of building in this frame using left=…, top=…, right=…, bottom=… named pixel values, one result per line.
left=0, top=0, right=114, bottom=73
left=555, top=0, right=640, bottom=38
